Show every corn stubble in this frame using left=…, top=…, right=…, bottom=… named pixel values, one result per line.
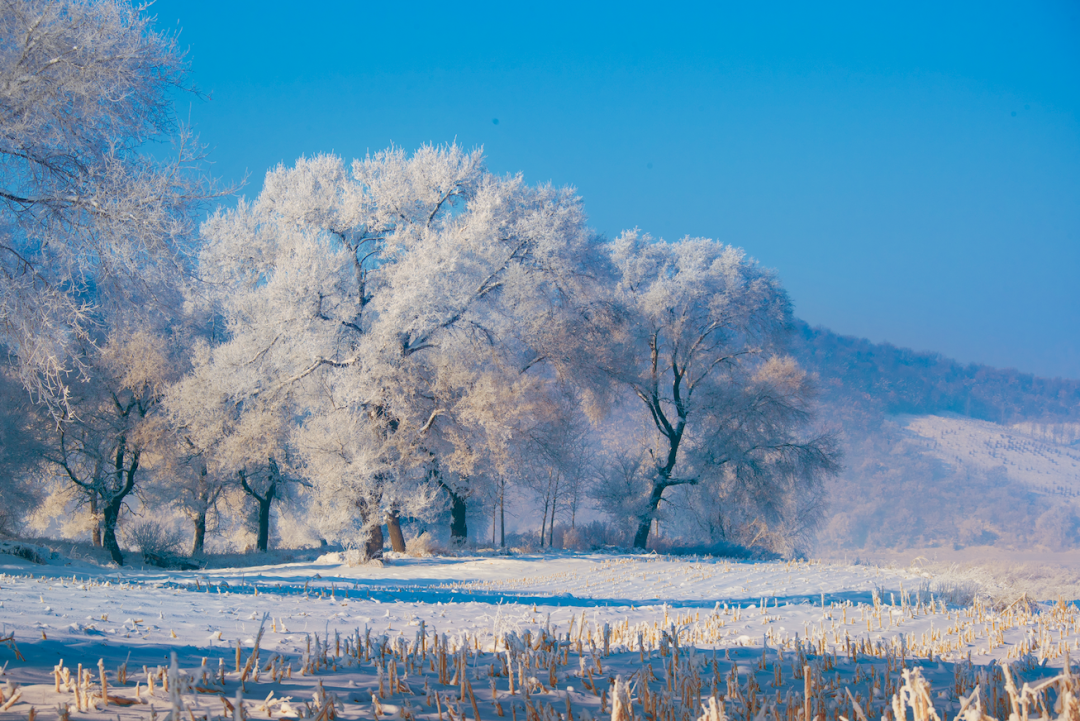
left=10, top=590, right=1080, bottom=721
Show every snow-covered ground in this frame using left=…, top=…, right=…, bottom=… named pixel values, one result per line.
left=0, top=551, right=1075, bottom=721
left=900, top=414, right=1080, bottom=499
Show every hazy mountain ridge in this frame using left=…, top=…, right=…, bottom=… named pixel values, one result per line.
left=791, top=322, right=1080, bottom=552
left=792, top=321, right=1080, bottom=425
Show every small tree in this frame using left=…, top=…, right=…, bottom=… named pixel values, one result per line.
left=42, top=326, right=181, bottom=564
left=181, top=460, right=226, bottom=556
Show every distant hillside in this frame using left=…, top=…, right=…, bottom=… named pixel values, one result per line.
left=792, top=321, right=1080, bottom=424
left=901, top=414, right=1080, bottom=500
left=791, top=322, right=1080, bottom=553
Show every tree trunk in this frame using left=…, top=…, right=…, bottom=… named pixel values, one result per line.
left=356, top=496, right=384, bottom=560
left=239, top=463, right=278, bottom=553
left=90, top=494, right=102, bottom=547
left=101, top=498, right=124, bottom=565
left=191, top=510, right=207, bottom=556
left=539, top=498, right=549, bottom=547
left=100, top=442, right=138, bottom=565
left=256, top=496, right=272, bottom=552
left=366, top=522, right=385, bottom=559
left=499, top=484, right=505, bottom=548
left=448, top=488, right=468, bottom=543
left=548, top=476, right=558, bottom=548
left=386, top=509, right=406, bottom=553
left=633, top=481, right=669, bottom=549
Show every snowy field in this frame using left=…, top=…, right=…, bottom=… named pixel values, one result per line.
left=1, top=551, right=1078, bottom=721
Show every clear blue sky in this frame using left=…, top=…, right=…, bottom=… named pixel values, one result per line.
left=156, top=1, right=1080, bottom=380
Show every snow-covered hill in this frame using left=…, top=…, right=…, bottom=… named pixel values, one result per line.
left=900, top=414, right=1080, bottom=500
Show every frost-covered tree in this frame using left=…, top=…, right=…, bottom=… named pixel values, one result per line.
left=40, top=320, right=187, bottom=564
left=166, top=355, right=306, bottom=553
left=598, top=231, right=840, bottom=551
left=0, top=0, right=216, bottom=408
left=169, top=455, right=225, bottom=556
left=173, top=145, right=601, bottom=550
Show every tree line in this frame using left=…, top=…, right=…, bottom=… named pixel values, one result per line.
left=0, top=0, right=839, bottom=564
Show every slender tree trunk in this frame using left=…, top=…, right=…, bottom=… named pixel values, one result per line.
left=90, top=494, right=102, bottom=547
left=499, top=482, right=505, bottom=548
left=539, top=497, right=549, bottom=547
left=386, top=508, right=406, bottom=553
left=100, top=443, right=139, bottom=565
left=548, top=474, right=559, bottom=547
left=239, top=463, right=278, bottom=553
left=255, top=496, right=273, bottom=552
left=192, top=510, right=207, bottom=556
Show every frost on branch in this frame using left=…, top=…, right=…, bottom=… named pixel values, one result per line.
left=0, top=0, right=220, bottom=409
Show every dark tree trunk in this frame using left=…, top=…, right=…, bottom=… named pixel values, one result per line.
left=355, top=497, right=384, bottom=560
left=386, top=509, right=406, bottom=553
left=255, top=497, right=272, bottom=551
left=499, top=485, right=505, bottom=548
left=100, top=443, right=139, bottom=565
left=434, top=470, right=469, bottom=544
left=633, top=480, right=669, bottom=550
left=539, top=498, right=549, bottom=547
left=366, top=522, right=385, bottom=559
left=239, top=461, right=279, bottom=553
left=449, top=489, right=468, bottom=543
left=549, top=474, right=559, bottom=547
left=192, top=510, right=207, bottom=556
left=101, top=497, right=124, bottom=565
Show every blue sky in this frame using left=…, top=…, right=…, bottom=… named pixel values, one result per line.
left=156, top=1, right=1080, bottom=379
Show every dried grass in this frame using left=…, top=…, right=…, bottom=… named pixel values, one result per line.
left=405, top=531, right=439, bottom=558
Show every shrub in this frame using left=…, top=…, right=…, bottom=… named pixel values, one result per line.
left=406, top=531, right=438, bottom=558
left=0, top=540, right=48, bottom=564
left=124, top=520, right=185, bottom=557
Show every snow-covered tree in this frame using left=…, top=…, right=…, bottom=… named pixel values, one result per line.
left=166, top=345, right=307, bottom=553
left=597, top=231, right=840, bottom=551
left=173, top=145, right=601, bottom=549
left=40, top=319, right=187, bottom=564
left=0, top=0, right=216, bottom=408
